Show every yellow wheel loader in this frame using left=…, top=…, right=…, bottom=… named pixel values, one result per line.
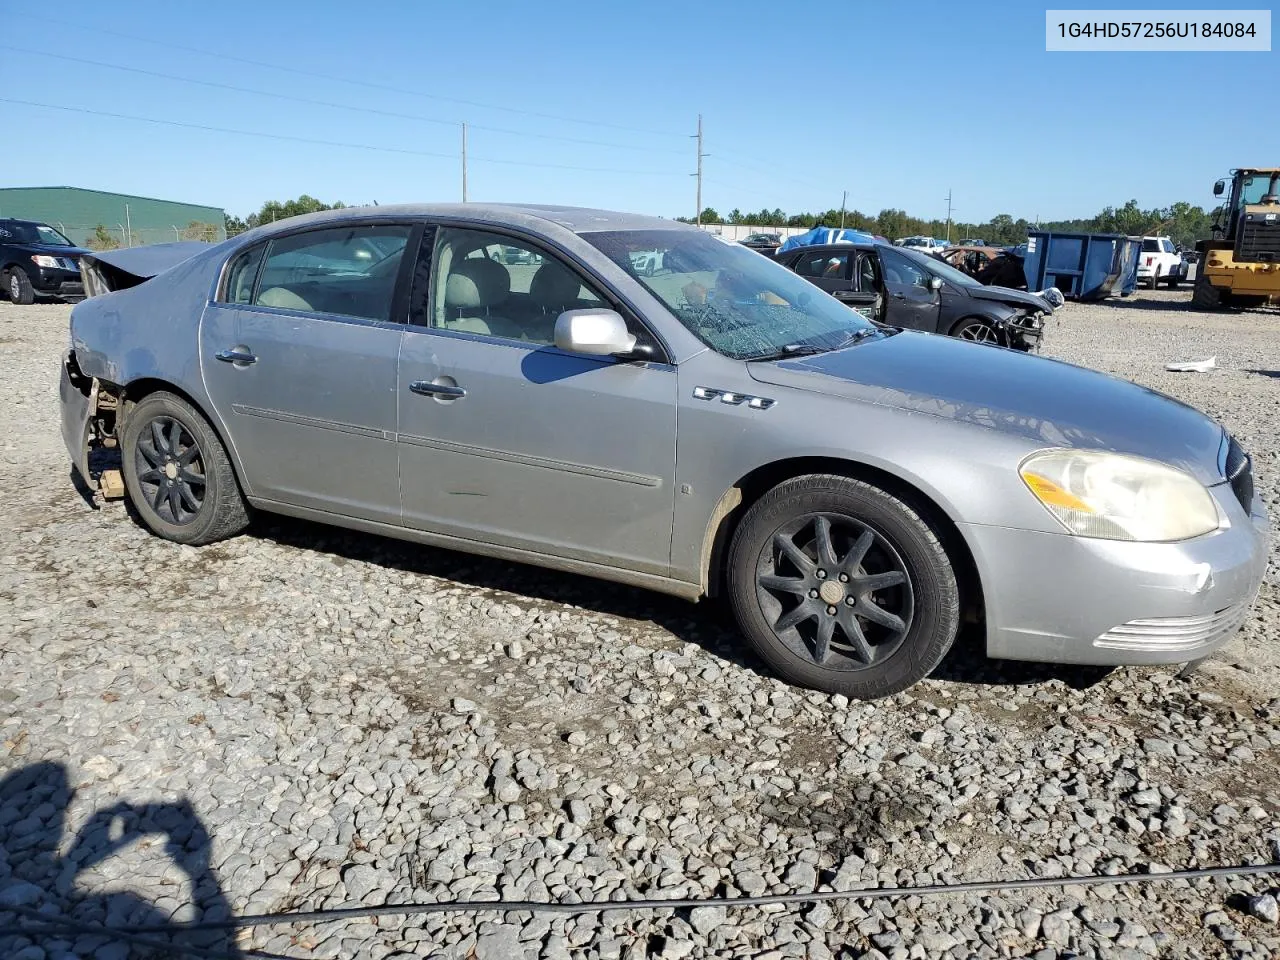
left=1192, top=168, right=1280, bottom=309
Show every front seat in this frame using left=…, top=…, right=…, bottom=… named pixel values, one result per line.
left=524, top=260, right=585, bottom=343
left=443, top=257, right=519, bottom=339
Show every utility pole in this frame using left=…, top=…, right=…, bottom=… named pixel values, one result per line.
left=125, top=203, right=133, bottom=247
left=943, top=189, right=953, bottom=242
left=691, top=114, right=707, bottom=226
left=840, top=190, right=847, bottom=229
left=461, top=122, right=468, bottom=202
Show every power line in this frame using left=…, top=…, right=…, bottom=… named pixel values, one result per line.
left=0, top=46, right=687, bottom=155
left=4, top=861, right=1278, bottom=954
left=0, top=99, right=686, bottom=177
left=10, top=13, right=685, bottom=139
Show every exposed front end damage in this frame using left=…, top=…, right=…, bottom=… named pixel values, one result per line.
left=60, top=350, right=125, bottom=500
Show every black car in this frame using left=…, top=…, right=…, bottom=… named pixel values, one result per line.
left=0, top=219, right=90, bottom=304
left=773, top=242, right=1053, bottom=351
left=740, top=232, right=783, bottom=254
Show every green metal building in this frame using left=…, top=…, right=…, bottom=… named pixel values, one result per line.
left=0, top=186, right=225, bottom=248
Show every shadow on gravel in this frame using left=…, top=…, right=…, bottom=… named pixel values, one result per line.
left=254, top=514, right=767, bottom=674
left=1092, top=295, right=1198, bottom=313
left=254, top=515, right=1114, bottom=695
left=0, top=761, right=242, bottom=959
left=1247, top=369, right=1280, bottom=380
left=929, top=624, right=1114, bottom=690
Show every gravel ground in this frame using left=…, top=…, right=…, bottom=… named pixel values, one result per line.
left=1, top=293, right=1278, bottom=960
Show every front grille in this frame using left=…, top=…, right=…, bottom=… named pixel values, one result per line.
left=1095, top=604, right=1249, bottom=652
left=1237, top=212, right=1280, bottom=262
left=1225, top=436, right=1254, bottom=512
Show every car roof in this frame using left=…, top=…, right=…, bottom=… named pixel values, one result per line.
left=246, top=203, right=692, bottom=237
left=0, top=218, right=48, bottom=227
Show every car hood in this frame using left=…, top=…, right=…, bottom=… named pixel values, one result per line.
left=7, top=242, right=93, bottom=259
left=960, top=283, right=1051, bottom=312
left=747, top=331, right=1226, bottom=484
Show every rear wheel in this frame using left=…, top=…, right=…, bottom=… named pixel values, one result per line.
left=1147, top=267, right=1160, bottom=290
left=1191, top=271, right=1221, bottom=309
left=727, top=475, right=960, bottom=699
left=5, top=267, right=35, bottom=305
left=120, top=391, right=250, bottom=546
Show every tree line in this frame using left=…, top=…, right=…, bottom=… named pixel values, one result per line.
left=683, top=199, right=1222, bottom=248
left=221, top=194, right=1222, bottom=250
left=224, top=195, right=346, bottom=237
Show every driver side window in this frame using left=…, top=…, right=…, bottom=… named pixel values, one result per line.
left=878, top=248, right=926, bottom=286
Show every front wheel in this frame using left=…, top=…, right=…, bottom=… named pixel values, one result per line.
left=1191, top=271, right=1221, bottom=309
left=949, top=316, right=1002, bottom=345
left=726, top=475, right=960, bottom=699
left=120, top=391, right=250, bottom=545
left=6, top=267, right=35, bottom=305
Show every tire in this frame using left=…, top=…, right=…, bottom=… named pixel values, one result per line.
left=949, top=316, right=1001, bottom=345
left=1147, top=267, right=1160, bottom=290
left=5, top=267, right=35, bottom=305
left=1165, top=274, right=1181, bottom=288
left=1191, top=271, right=1221, bottom=309
left=120, top=391, right=250, bottom=546
left=726, top=474, right=960, bottom=699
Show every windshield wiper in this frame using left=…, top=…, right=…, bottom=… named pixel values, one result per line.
left=746, top=328, right=878, bottom=362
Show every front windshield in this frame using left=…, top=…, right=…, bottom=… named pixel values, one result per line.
left=2, top=222, right=73, bottom=246
left=584, top=229, right=877, bottom=360
left=1239, top=173, right=1278, bottom=206
left=33, top=225, right=73, bottom=246
left=894, top=244, right=978, bottom=287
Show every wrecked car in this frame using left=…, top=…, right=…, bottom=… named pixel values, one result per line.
left=773, top=240, right=1059, bottom=350
left=61, top=204, right=1268, bottom=700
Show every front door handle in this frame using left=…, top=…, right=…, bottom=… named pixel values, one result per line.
left=216, top=348, right=257, bottom=364
left=410, top=380, right=466, bottom=399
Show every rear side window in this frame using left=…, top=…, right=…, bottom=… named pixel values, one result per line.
left=223, top=243, right=265, bottom=304
left=1141, top=238, right=1159, bottom=252
left=253, top=224, right=414, bottom=322
left=794, top=249, right=850, bottom=279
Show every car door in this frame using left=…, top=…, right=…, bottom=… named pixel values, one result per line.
left=876, top=246, right=941, bottom=332
left=396, top=224, right=678, bottom=576
left=199, top=221, right=418, bottom=524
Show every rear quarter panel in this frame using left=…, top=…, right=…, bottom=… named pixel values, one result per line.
left=70, top=246, right=235, bottom=464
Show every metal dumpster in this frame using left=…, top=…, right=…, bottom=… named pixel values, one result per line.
left=1023, top=231, right=1142, bottom=300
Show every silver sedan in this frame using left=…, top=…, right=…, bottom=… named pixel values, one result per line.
left=60, top=205, right=1269, bottom=699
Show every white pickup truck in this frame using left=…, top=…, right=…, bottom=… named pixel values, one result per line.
left=1137, top=236, right=1189, bottom=288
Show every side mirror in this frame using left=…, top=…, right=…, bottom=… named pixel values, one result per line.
left=554, top=308, right=637, bottom=357
left=927, top=276, right=943, bottom=292
left=1213, top=180, right=1226, bottom=197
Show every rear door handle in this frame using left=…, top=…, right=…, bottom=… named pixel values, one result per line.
left=410, top=380, right=466, bottom=399
left=215, top=348, right=257, bottom=364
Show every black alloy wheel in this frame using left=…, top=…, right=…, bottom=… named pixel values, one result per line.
left=754, top=513, right=913, bottom=669
left=134, top=416, right=206, bottom=525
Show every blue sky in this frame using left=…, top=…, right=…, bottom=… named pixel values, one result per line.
left=0, top=0, right=1275, bottom=221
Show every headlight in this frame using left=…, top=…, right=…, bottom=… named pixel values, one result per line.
left=31, top=254, right=60, bottom=268
left=1020, top=450, right=1219, bottom=542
